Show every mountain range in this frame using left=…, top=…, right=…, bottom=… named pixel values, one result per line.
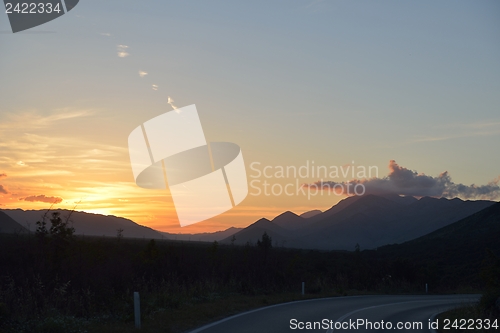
left=1, top=194, right=497, bottom=250
left=221, top=194, right=496, bottom=250
left=1, top=209, right=164, bottom=239
left=0, top=208, right=241, bottom=241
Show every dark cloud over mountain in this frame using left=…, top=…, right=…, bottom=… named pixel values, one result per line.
left=307, top=160, right=500, bottom=200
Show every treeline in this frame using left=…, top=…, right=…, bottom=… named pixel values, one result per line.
left=0, top=226, right=496, bottom=331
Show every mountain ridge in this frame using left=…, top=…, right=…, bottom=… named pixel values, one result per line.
left=223, top=195, right=497, bottom=250
left=1, top=208, right=242, bottom=242
left=0, top=211, right=28, bottom=234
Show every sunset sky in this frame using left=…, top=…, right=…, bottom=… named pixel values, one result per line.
left=1, top=1, right=499, bottom=233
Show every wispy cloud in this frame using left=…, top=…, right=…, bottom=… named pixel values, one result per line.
left=0, top=133, right=126, bottom=171
left=152, top=84, right=158, bottom=91
left=439, top=121, right=500, bottom=130
left=117, top=45, right=129, bottom=58
left=0, top=109, right=95, bottom=131
left=305, top=160, right=500, bottom=200
left=20, top=194, right=63, bottom=204
left=0, top=185, right=8, bottom=194
left=138, top=70, right=148, bottom=78
left=411, top=120, right=500, bottom=143
left=100, top=32, right=111, bottom=37
left=0, top=110, right=176, bottom=226
left=168, top=96, right=178, bottom=112
left=0, top=173, right=10, bottom=194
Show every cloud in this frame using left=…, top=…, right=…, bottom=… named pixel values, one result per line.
left=168, top=96, right=178, bottom=112
left=0, top=132, right=127, bottom=178
left=0, top=173, right=8, bottom=194
left=306, top=160, right=500, bottom=200
left=20, top=195, right=63, bottom=204
left=117, top=45, right=129, bottom=58
left=0, top=109, right=95, bottom=131
left=139, top=71, right=148, bottom=78
left=411, top=120, right=500, bottom=144
left=441, top=121, right=500, bottom=130
left=152, top=84, right=158, bottom=91
left=100, top=32, right=111, bottom=37
left=0, top=185, right=8, bottom=194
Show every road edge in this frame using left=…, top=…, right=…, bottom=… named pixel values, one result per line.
left=187, top=295, right=363, bottom=333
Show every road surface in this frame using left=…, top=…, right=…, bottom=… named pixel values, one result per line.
left=189, top=294, right=479, bottom=333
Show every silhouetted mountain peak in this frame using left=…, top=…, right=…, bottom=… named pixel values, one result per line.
left=228, top=194, right=496, bottom=251
left=379, top=193, right=418, bottom=205
left=419, top=196, right=439, bottom=202
left=350, top=194, right=401, bottom=209
left=271, top=211, right=307, bottom=230
left=254, top=218, right=272, bottom=226
left=273, top=211, right=300, bottom=221
left=300, top=210, right=322, bottom=218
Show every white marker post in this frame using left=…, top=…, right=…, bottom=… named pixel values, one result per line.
left=134, top=292, right=141, bottom=329
left=425, top=283, right=428, bottom=294
left=302, top=282, right=305, bottom=296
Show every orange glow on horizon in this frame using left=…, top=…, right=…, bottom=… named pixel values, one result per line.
left=0, top=109, right=346, bottom=234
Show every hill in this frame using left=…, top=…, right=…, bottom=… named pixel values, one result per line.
left=0, top=211, right=28, bottom=234
left=375, top=202, right=500, bottom=287
left=299, top=210, right=322, bottom=219
left=2, top=208, right=242, bottom=242
left=272, top=211, right=306, bottom=230
left=223, top=195, right=496, bottom=250
left=2, top=209, right=163, bottom=239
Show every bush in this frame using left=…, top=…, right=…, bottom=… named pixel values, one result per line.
left=480, top=289, right=500, bottom=315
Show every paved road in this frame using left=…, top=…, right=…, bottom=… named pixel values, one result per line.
left=189, top=294, right=479, bottom=333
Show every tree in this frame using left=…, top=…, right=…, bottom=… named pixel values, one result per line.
left=35, top=218, right=48, bottom=239
left=257, top=232, right=272, bottom=251
left=116, top=228, right=124, bottom=241
left=142, top=239, right=159, bottom=263
left=35, top=211, right=75, bottom=241
left=48, top=212, right=75, bottom=240
left=257, top=232, right=273, bottom=265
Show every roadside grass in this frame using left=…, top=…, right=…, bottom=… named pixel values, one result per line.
left=87, top=291, right=345, bottom=333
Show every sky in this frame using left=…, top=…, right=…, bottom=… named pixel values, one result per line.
left=0, top=0, right=499, bottom=233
